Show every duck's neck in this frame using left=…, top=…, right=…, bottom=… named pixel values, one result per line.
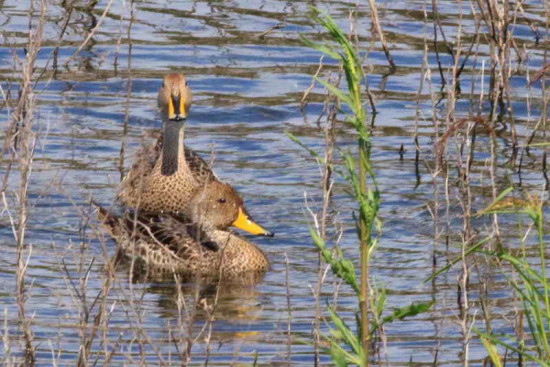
left=161, top=120, right=185, bottom=176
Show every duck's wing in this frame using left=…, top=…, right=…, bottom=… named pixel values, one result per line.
left=116, top=134, right=162, bottom=206
left=95, top=203, right=219, bottom=265
left=151, top=214, right=220, bottom=255
left=184, top=146, right=217, bottom=183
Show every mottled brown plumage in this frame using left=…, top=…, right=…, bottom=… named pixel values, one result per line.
left=117, top=134, right=216, bottom=213
left=97, top=181, right=270, bottom=280
left=117, top=136, right=218, bottom=213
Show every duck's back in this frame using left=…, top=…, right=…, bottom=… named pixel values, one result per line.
left=96, top=206, right=269, bottom=279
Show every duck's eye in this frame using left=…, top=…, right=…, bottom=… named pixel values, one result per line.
left=217, top=198, right=226, bottom=204
left=161, top=82, right=165, bottom=88
left=185, top=80, right=188, bottom=86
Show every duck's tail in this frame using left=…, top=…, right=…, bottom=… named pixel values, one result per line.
left=90, top=200, right=123, bottom=238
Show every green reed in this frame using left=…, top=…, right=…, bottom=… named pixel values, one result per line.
left=475, top=188, right=550, bottom=366
left=290, top=9, right=431, bottom=365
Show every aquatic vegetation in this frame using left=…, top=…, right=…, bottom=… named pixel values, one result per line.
left=292, top=8, right=433, bottom=365
left=476, top=190, right=550, bottom=365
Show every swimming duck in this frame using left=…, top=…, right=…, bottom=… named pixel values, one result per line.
left=97, top=180, right=270, bottom=280
left=117, top=73, right=270, bottom=236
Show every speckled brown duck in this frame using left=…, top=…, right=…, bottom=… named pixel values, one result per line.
left=117, top=73, right=270, bottom=236
left=97, top=180, right=270, bottom=280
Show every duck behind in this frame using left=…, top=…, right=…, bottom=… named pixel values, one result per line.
left=117, top=73, right=271, bottom=236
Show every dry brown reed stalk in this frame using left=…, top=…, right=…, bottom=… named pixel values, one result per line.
left=116, top=277, right=168, bottom=365
left=519, top=57, right=550, bottom=155
left=430, top=0, right=453, bottom=88
left=529, top=63, right=550, bottom=87
left=474, top=0, right=519, bottom=152
left=0, top=1, right=50, bottom=364
left=168, top=276, right=221, bottom=366
left=113, top=0, right=126, bottom=75
left=51, top=0, right=75, bottom=77
left=304, top=193, right=333, bottom=366
left=300, top=55, right=324, bottom=124
left=284, top=252, right=292, bottom=366
left=470, top=61, right=500, bottom=345
left=420, top=1, right=443, bottom=245
left=432, top=0, right=480, bottom=92
left=95, top=242, right=158, bottom=365
left=471, top=26, right=503, bottom=251
left=418, top=5, right=448, bottom=364
left=446, top=7, right=476, bottom=362
left=457, top=131, right=474, bottom=365
left=174, top=275, right=194, bottom=365
left=301, top=68, right=339, bottom=365
left=434, top=116, right=495, bottom=165
left=63, top=0, right=115, bottom=69
left=15, top=0, right=73, bottom=85
left=61, top=258, right=107, bottom=366
left=199, top=285, right=221, bottom=366
left=202, top=296, right=216, bottom=367
left=298, top=39, right=340, bottom=365
left=118, top=0, right=136, bottom=182
left=2, top=308, right=14, bottom=366
left=366, top=0, right=395, bottom=71
left=427, top=2, right=478, bottom=363
left=521, top=61, right=548, bottom=162
left=53, top=195, right=120, bottom=365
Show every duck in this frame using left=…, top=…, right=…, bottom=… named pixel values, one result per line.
left=96, top=179, right=271, bottom=280
left=117, top=73, right=270, bottom=236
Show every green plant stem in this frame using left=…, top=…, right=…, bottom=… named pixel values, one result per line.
left=358, top=129, right=370, bottom=365
left=358, top=183, right=369, bottom=365
left=535, top=208, right=550, bottom=356
left=298, top=9, right=432, bottom=365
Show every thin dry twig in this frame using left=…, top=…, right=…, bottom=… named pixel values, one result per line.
left=435, top=116, right=495, bottom=165
left=63, top=0, right=115, bottom=68
left=367, top=0, right=395, bottom=71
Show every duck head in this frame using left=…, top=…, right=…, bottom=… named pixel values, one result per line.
left=187, top=181, right=274, bottom=237
left=158, top=73, right=192, bottom=121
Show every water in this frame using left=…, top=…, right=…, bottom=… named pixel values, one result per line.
left=0, top=0, right=548, bottom=365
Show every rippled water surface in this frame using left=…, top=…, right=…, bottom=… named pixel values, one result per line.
left=0, top=0, right=549, bottom=365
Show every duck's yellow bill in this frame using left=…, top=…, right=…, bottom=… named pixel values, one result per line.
left=168, top=95, right=186, bottom=120
left=232, top=208, right=274, bottom=237
left=168, top=96, right=175, bottom=119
